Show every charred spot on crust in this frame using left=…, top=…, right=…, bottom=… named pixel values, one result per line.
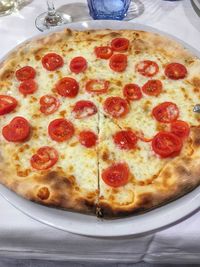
left=110, top=32, right=121, bottom=38
left=1, top=69, right=14, bottom=80
left=37, top=186, right=50, bottom=200
left=137, top=193, right=154, bottom=208
left=65, top=28, right=72, bottom=36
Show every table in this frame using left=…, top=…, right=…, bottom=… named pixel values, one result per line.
left=0, top=0, right=200, bottom=265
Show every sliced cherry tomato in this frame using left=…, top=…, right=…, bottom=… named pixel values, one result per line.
left=69, top=56, right=87, bottom=74
left=123, top=83, right=142, bottom=101
left=111, top=38, right=129, bottom=52
left=72, top=100, right=97, bottom=119
left=2, top=116, right=30, bottom=142
left=0, top=95, right=18, bottom=115
left=79, top=130, right=97, bottom=148
left=152, top=131, right=183, bottom=158
left=152, top=102, right=179, bottom=123
left=85, top=79, right=109, bottom=94
left=102, top=162, right=129, bottom=188
left=165, top=63, right=187, bottom=80
left=142, top=80, right=162, bottom=96
left=171, top=120, right=190, bottom=139
left=31, top=146, right=58, bottom=170
left=40, top=95, right=60, bottom=115
left=55, top=77, right=79, bottom=98
left=48, top=118, right=74, bottom=142
left=136, top=60, right=159, bottom=77
left=113, top=130, right=138, bottom=150
left=103, top=97, right=129, bottom=118
left=109, top=54, right=127, bottom=72
left=15, top=66, right=36, bottom=81
left=95, top=46, right=113, bottom=59
left=42, top=53, right=64, bottom=71
left=19, top=79, right=38, bottom=95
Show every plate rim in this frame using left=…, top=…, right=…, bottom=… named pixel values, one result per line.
left=0, top=20, right=200, bottom=237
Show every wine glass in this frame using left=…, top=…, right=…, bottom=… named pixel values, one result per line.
left=35, top=0, right=72, bottom=32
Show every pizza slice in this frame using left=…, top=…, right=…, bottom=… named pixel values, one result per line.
left=0, top=37, right=101, bottom=215
left=97, top=112, right=200, bottom=218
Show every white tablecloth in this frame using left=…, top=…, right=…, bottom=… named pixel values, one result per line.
left=0, top=0, right=200, bottom=264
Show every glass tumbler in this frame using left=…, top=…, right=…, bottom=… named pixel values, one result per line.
left=87, top=0, right=131, bottom=20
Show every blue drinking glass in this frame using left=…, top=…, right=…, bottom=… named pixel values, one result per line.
left=87, top=0, right=131, bottom=20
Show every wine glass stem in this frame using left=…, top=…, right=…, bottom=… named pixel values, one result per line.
left=47, top=0, right=56, bottom=16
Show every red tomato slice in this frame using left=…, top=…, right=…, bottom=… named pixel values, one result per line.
left=79, top=130, right=97, bottom=148
left=42, top=53, right=64, bottom=71
left=69, top=56, right=87, bottom=74
left=113, top=130, right=138, bottom=150
left=142, top=80, right=162, bottom=96
left=123, top=83, right=142, bottom=101
left=55, top=77, right=79, bottom=98
left=15, top=66, right=36, bottom=81
left=152, top=131, right=183, bottom=158
left=40, top=95, right=60, bottom=115
left=102, top=162, right=130, bottom=188
left=136, top=60, right=159, bottom=77
left=152, top=102, right=179, bottom=123
left=95, top=46, right=113, bottom=59
left=85, top=79, right=109, bottom=94
left=48, top=118, right=74, bottom=142
left=171, top=120, right=190, bottom=139
left=0, top=95, right=18, bottom=115
left=165, top=63, right=187, bottom=80
left=72, top=100, right=97, bottom=119
left=2, top=116, right=30, bottom=142
left=109, top=54, right=127, bottom=72
left=111, top=38, right=129, bottom=51
left=19, top=79, right=38, bottom=95
left=31, top=146, right=58, bottom=170
left=103, top=97, right=129, bottom=118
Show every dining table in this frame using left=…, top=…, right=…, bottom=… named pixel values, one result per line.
left=0, top=0, right=200, bottom=266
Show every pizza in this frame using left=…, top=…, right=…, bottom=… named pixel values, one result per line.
left=0, top=28, right=200, bottom=219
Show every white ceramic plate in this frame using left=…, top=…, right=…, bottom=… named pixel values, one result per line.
left=0, top=20, right=200, bottom=237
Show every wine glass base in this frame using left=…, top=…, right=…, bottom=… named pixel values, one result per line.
left=124, top=0, right=144, bottom=21
left=35, top=11, right=72, bottom=32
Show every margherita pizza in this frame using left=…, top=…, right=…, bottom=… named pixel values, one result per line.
left=0, top=29, right=200, bottom=218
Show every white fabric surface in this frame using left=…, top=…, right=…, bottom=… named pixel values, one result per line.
left=0, top=0, right=200, bottom=264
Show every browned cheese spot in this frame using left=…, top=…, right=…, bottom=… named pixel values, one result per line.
left=102, top=150, right=109, bottom=161
left=156, top=123, right=168, bottom=132
left=59, top=110, right=66, bottom=117
left=192, top=77, right=200, bottom=88
left=143, top=100, right=152, bottom=113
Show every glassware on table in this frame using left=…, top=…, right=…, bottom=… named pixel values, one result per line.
left=0, top=0, right=18, bottom=16
left=35, top=0, right=72, bottom=32
left=87, top=0, right=131, bottom=20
